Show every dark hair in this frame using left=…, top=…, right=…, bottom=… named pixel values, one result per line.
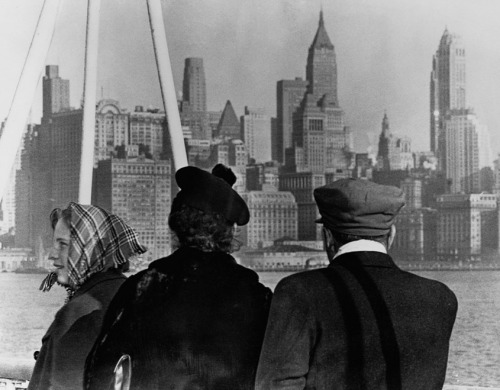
left=329, top=228, right=390, bottom=248
left=49, top=207, right=72, bottom=230
left=168, top=204, right=238, bottom=253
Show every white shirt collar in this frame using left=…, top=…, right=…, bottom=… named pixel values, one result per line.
left=332, top=239, right=387, bottom=261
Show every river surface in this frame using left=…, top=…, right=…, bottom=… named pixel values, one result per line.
left=1, top=271, right=499, bottom=387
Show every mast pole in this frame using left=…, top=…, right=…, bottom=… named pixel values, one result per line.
left=0, top=0, right=61, bottom=201
left=146, top=0, right=188, bottom=171
left=78, top=0, right=102, bottom=203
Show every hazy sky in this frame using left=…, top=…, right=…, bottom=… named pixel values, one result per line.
left=1, top=0, right=500, bottom=155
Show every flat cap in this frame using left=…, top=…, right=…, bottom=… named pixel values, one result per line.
left=314, top=178, right=405, bottom=236
left=173, top=166, right=250, bottom=226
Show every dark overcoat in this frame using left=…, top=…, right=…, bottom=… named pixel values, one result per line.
left=28, top=269, right=126, bottom=390
left=85, top=247, right=272, bottom=390
left=256, top=251, right=458, bottom=390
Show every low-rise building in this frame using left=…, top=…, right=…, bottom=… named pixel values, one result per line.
left=436, top=193, right=497, bottom=262
left=240, top=191, right=298, bottom=249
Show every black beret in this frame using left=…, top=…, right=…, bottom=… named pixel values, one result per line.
left=173, top=166, right=250, bottom=226
left=314, top=178, right=405, bottom=236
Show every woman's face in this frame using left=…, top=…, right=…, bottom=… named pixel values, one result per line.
left=49, top=218, right=71, bottom=286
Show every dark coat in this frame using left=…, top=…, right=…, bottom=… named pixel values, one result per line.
left=85, top=247, right=272, bottom=390
left=27, top=269, right=126, bottom=390
left=256, top=252, right=458, bottom=390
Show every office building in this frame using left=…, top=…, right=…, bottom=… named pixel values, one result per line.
left=93, top=157, right=172, bottom=261
left=179, top=58, right=209, bottom=140
left=95, top=100, right=129, bottom=164
left=430, top=28, right=466, bottom=165
left=241, top=107, right=271, bottom=163
left=275, top=78, right=308, bottom=163
left=129, top=106, right=168, bottom=160
left=436, top=193, right=497, bottom=262
left=42, top=65, right=70, bottom=119
left=246, top=161, right=280, bottom=191
left=392, top=208, right=438, bottom=262
left=444, top=109, right=480, bottom=193
left=287, top=11, right=352, bottom=174
left=182, top=58, right=206, bottom=112
left=240, top=191, right=298, bottom=249
left=279, top=172, right=325, bottom=240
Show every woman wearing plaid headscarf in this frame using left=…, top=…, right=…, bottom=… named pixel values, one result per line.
left=28, top=202, right=147, bottom=390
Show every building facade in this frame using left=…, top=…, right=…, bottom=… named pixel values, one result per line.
left=241, top=107, right=271, bottom=163
left=436, top=193, right=497, bottom=262
left=444, top=109, right=480, bottom=193
left=95, top=100, right=129, bottom=164
left=241, top=191, right=298, bottom=249
left=93, top=157, right=172, bottom=262
left=279, top=172, right=325, bottom=240
left=42, top=65, right=70, bottom=119
left=129, top=106, right=168, bottom=160
left=275, top=78, right=308, bottom=163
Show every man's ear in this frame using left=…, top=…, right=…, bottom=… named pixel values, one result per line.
left=388, top=224, right=396, bottom=250
left=322, top=227, right=335, bottom=261
left=114, top=354, right=132, bottom=390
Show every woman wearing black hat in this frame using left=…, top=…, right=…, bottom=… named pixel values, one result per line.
left=84, top=165, right=272, bottom=390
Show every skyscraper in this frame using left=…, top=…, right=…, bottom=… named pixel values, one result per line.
left=430, top=29, right=466, bottom=164
left=42, top=65, right=70, bottom=119
left=305, top=10, right=338, bottom=105
left=180, top=58, right=210, bottom=139
left=444, top=109, right=480, bottom=193
left=182, top=58, right=206, bottom=112
left=286, top=11, right=352, bottom=175
left=93, top=157, right=172, bottom=260
left=275, top=78, right=308, bottom=163
left=241, top=107, right=271, bottom=163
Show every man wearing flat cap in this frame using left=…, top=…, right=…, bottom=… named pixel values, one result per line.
left=85, top=165, right=272, bottom=390
left=256, top=178, right=457, bottom=390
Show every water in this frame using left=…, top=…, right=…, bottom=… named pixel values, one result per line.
left=1, top=271, right=499, bottom=387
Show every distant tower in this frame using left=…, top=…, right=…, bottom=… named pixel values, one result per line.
left=306, top=10, right=338, bottom=105
left=180, top=58, right=209, bottom=139
left=182, top=58, right=206, bottom=112
left=42, top=65, right=70, bottom=119
left=377, top=112, right=391, bottom=170
left=430, top=29, right=466, bottom=164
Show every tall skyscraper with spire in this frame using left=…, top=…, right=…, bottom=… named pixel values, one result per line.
left=306, top=10, right=338, bottom=106
left=430, top=29, right=484, bottom=194
left=280, top=11, right=352, bottom=241
left=430, top=29, right=466, bottom=164
left=287, top=11, right=351, bottom=174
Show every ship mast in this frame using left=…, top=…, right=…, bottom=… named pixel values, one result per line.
left=0, top=0, right=62, bottom=202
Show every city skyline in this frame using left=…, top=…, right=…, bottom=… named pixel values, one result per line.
left=1, top=0, right=500, bottom=155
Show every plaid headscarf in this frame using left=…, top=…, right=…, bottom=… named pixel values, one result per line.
left=41, top=202, right=147, bottom=293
